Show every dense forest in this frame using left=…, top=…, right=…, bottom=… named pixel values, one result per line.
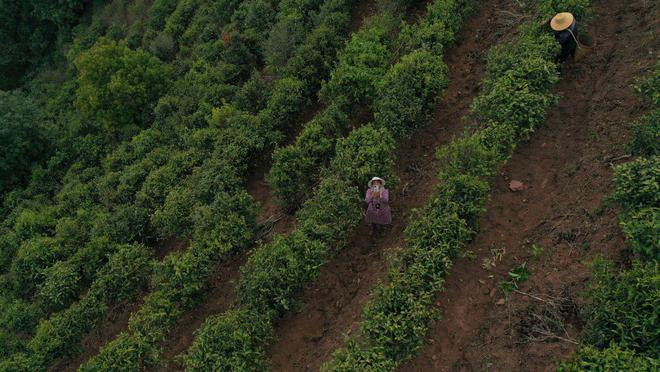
left=0, top=0, right=657, bottom=370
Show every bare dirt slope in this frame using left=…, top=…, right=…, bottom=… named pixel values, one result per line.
left=400, top=0, right=659, bottom=371
left=266, top=1, right=526, bottom=370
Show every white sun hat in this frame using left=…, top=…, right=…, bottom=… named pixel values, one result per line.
left=368, top=177, right=385, bottom=188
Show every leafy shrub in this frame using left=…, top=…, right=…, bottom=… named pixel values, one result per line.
left=190, top=191, right=257, bottom=253
left=79, top=333, right=151, bottom=372
left=398, top=0, right=477, bottom=55
left=374, top=50, right=449, bottom=139
left=0, top=92, right=51, bottom=196
left=484, top=29, right=559, bottom=84
left=29, top=298, right=107, bottom=363
left=13, top=205, right=58, bottom=240
left=37, top=260, right=82, bottom=312
left=68, top=237, right=120, bottom=287
left=263, top=7, right=307, bottom=69
left=259, top=77, right=307, bottom=133
left=620, top=208, right=659, bottom=262
left=268, top=103, right=347, bottom=210
left=28, top=244, right=151, bottom=366
left=331, top=124, right=397, bottom=189
left=435, top=131, right=504, bottom=180
left=634, top=60, right=660, bottom=108
left=127, top=290, right=182, bottom=347
left=581, top=260, right=659, bottom=355
left=74, top=38, right=172, bottom=136
left=283, top=7, right=351, bottom=96
left=183, top=308, right=273, bottom=371
left=559, top=344, right=659, bottom=372
left=0, top=298, right=43, bottom=334
left=238, top=230, right=326, bottom=313
left=0, top=0, right=85, bottom=89
left=163, top=0, right=198, bottom=42
left=9, top=236, right=66, bottom=297
left=471, top=73, right=558, bottom=138
left=233, top=72, right=272, bottom=113
left=611, top=156, right=660, bottom=211
left=0, top=329, right=23, bottom=358
left=538, top=0, right=592, bottom=20
left=0, top=231, right=19, bottom=273
left=629, top=110, right=659, bottom=157
left=319, top=15, right=395, bottom=105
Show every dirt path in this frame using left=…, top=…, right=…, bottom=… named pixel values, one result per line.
left=266, top=2, right=523, bottom=370
left=399, top=0, right=660, bottom=371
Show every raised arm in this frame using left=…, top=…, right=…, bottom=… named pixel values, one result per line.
left=379, top=189, right=389, bottom=204
left=365, top=188, right=373, bottom=203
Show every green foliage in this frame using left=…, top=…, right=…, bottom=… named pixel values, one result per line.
left=74, top=38, right=172, bottom=137
left=27, top=244, right=151, bottom=367
left=560, top=344, right=659, bottom=372
left=581, top=260, right=659, bottom=355
left=238, top=231, right=326, bottom=313
left=499, top=262, right=530, bottom=295
left=1, top=0, right=356, bottom=368
left=282, top=0, right=351, bottom=96
left=620, top=208, right=659, bottom=262
left=0, top=0, right=85, bottom=89
left=320, top=15, right=395, bottom=105
left=295, top=176, right=362, bottom=246
left=183, top=308, right=273, bottom=371
left=398, top=0, right=477, bottom=55
left=634, top=61, right=660, bottom=108
left=233, top=72, right=272, bottom=113
left=331, top=124, right=397, bottom=189
left=79, top=333, right=151, bottom=372
left=0, top=231, right=20, bottom=273
left=538, top=0, right=592, bottom=20
left=263, top=0, right=323, bottom=69
left=629, top=110, right=660, bottom=157
left=0, top=92, right=51, bottom=198
left=8, top=236, right=66, bottom=297
left=37, top=260, right=82, bottom=312
left=268, top=103, right=347, bottom=210
left=472, top=72, right=558, bottom=138
left=259, top=77, right=307, bottom=133
left=611, top=156, right=660, bottom=211
left=374, top=50, right=449, bottom=139
left=0, top=298, right=43, bottom=335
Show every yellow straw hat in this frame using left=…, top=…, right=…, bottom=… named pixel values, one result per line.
left=550, top=12, right=574, bottom=31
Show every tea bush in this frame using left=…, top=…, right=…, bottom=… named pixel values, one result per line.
left=581, top=260, right=659, bottom=355
left=620, top=208, right=659, bottom=262
left=374, top=50, right=449, bottom=139
left=559, top=344, right=659, bottom=372
left=611, top=156, right=660, bottom=211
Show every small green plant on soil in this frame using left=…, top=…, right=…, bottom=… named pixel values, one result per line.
left=499, top=262, right=530, bottom=296
left=530, top=244, right=544, bottom=259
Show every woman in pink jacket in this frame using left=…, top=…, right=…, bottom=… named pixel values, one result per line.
left=365, top=177, right=392, bottom=235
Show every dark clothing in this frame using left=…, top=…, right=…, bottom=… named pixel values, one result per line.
left=555, top=20, right=578, bottom=62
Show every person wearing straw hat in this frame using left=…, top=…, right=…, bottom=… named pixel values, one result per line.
left=550, top=12, right=579, bottom=62
left=365, top=176, right=392, bottom=235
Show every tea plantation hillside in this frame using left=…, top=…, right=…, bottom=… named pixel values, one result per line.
left=0, top=0, right=657, bottom=371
